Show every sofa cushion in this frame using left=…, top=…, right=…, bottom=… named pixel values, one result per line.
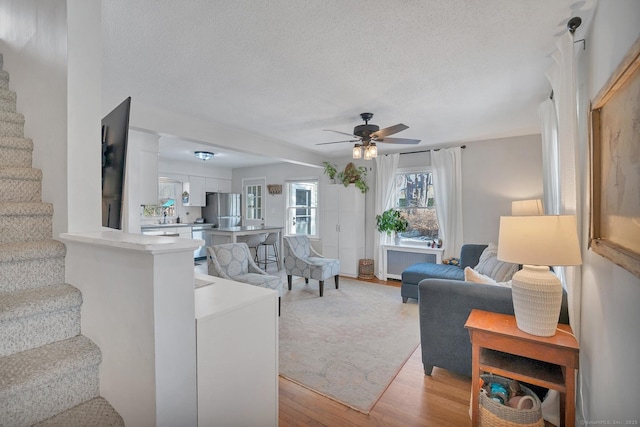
left=402, top=262, right=464, bottom=285
left=474, top=242, right=519, bottom=282
left=464, top=267, right=512, bottom=287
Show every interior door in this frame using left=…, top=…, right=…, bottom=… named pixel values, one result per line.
left=243, top=178, right=266, bottom=226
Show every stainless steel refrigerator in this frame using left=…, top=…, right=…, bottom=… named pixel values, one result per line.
left=203, top=193, right=242, bottom=228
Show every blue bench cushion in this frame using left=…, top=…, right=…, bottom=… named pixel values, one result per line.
left=402, top=263, right=464, bottom=284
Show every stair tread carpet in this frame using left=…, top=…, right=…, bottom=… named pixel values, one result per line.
left=0, top=111, right=24, bottom=124
left=0, top=201, right=53, bottom=216
left=0, top=283, right=81, bottom=321
left=32, top=397, right=125, bottom=427
left=0, top=136, right=32, bottom=151
left=0, top=335, right=101, bottom=397
left=0, top=167, right=42, bottom=180
left=0, top=87, right=16, bottom=101
left=0, top=69, right=8, bottom=88
left=0, top=240, right=65, bottom=263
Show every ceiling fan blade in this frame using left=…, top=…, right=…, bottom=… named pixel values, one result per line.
left=372, top=123, right=408, bottom=139
left=323, top=129, right=356, bottom=137
left=376, top=137, right=421, bottom=145
left=315, top=139, right=359, bottom=146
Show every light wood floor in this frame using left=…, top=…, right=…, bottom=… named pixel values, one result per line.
left=278, top=275, right=473, bottom=427
left=279, top=345, right=473, bottom=427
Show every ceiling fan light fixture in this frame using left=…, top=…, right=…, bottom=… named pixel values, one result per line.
left=194, top=151, right=215, bottom=161
left=352, top=144, right=362, bottom=159
left=369, top=143, right=377, bottom=158
left=363, top=145, right=373, bottom=160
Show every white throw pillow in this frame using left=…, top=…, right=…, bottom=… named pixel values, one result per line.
left=474, top=242, right=519, bottom=282
left=464, top=267, right=512, bottom=287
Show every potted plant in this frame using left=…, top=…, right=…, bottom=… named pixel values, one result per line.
left=376, top=208, right=409, bottom=244
left=182, top=191, right=190, bottom=204
left=323, top=162, right=338, bottom=183
left=337, top=163, right=369, bottom=193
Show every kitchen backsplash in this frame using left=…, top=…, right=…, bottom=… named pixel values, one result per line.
left=140, top=202, right=203, bottom=225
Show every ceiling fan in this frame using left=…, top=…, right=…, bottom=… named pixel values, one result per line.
left=317, top=112, right=421, bottom=159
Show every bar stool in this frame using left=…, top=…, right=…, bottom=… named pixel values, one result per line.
left=258, top=232, right=280, bottom=271
left=237, top=234, right=265, bottom=264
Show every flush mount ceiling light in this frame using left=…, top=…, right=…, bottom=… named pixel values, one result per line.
left=194, top=151, right=215, bottom=161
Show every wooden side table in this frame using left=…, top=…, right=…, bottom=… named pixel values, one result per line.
left=465, top=309, right=579, bottom=427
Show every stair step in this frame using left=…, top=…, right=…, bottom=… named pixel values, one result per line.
left=0, top=240, right=66, bottom=292
left=0, top=284, right=81, bottom=357
left=0, top=137, right=32, bottom=167
left=0, top=202, right=53, bottom=244
left=0, top=111, right=25, bottom=138
left=0, top=87, right=17, bottom=113
left=0, top=167, right=42, bottom=202
left=0, top=335, right=101, bottom=426
left=0, top=53, right=3, bottom=70
left=33, top=397, right=124, bottom=427
left=0, top=69, right=8, bottom=89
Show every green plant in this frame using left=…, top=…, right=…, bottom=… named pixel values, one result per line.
left=337, top=163, right=369, bottom=193
left=322, top=162, right=338, bottom=180
left=182, top=191, right=189, bottom=198
left=376, top=208, right=409, bottom=235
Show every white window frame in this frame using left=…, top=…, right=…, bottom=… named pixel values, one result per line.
left=284, top=178, right=319, bottom=239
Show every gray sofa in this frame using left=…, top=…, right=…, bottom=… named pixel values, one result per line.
left=415, top=245, right=570, bottom=377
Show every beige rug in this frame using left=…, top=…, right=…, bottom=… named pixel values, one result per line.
left=279, top=277, right=420, bottom=413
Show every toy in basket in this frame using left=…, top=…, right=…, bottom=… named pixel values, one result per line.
left=478, top=374, right=544, bottom=427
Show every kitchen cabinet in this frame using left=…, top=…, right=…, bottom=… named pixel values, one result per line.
left=205, top=177, right=232, bottom=193
left=183, top=176, right=206, bottom=206
left=194, top=275, right=278, bottom=427
left=321, top=185, right=365, bottom=277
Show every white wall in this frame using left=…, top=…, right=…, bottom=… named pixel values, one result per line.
left=462, top=134, right=543, bottom=244
left=579, top=0, right=640, bottom=422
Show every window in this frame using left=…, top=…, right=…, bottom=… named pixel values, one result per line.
left=245, top=184, right=263, bottom=220
left=142, top=180, right=177, bottom=217
left=285, top=179, right=318, bottom=237
left=395, top=171, right=439, bottom=240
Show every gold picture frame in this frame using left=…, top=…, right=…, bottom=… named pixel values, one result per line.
left=589, top=36, right=640, bottom=279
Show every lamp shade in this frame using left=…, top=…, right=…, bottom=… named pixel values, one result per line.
left=497, top=215, right=582, bottom=266
left=512, top=199, right=544, bottom=216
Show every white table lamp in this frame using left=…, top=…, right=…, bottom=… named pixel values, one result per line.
left=511, top=199, right=544, bottom=216
left=497, top=215, right=582, bottom=336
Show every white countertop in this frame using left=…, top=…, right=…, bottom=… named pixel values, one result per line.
left=59, top=231, right=204, bottom=254
left=194, top=273, right=276, bottom=320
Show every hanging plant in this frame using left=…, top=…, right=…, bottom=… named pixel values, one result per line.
left=336, top=162, right=369, bottom=193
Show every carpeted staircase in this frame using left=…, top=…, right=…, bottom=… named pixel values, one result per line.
left=0, top=54, right=124, bottom=426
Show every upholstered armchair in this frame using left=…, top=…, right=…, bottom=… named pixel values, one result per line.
left=207, top=242, right=284, bottom=299
left=283, top=235, right=340, bottom=297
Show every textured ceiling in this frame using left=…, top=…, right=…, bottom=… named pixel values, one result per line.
left=102, top=0, right=593, bottom=165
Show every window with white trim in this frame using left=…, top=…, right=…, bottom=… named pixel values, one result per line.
left=395, top=170, right=439, bottom=241
left=285, top=179, right=318, bottom=238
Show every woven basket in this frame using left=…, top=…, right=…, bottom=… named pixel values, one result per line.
left=358, top=259, right=374, bottom=279
left=479, top=375, right=544, bottom=427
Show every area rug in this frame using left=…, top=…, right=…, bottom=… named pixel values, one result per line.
left=279, top=277, right=420, bottom=414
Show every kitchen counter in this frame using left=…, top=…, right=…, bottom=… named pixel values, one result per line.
left=206, top=226, right=284, bottom=268
left=141, top=223, right=214, bottom=229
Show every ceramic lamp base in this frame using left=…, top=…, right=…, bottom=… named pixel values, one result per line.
left=511, top=265, right=562, bottom=337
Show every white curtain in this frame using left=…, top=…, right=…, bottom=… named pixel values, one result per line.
left=543, top=32, right=582, bottom=338
left=374, top=154, right=399, bottom=278
left=539, top=98, right=560, bottom=216
left=432, top=147, right=463, bottom=259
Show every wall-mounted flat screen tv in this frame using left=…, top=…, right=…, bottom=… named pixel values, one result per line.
left=101, top=97, right=131, bottom=229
